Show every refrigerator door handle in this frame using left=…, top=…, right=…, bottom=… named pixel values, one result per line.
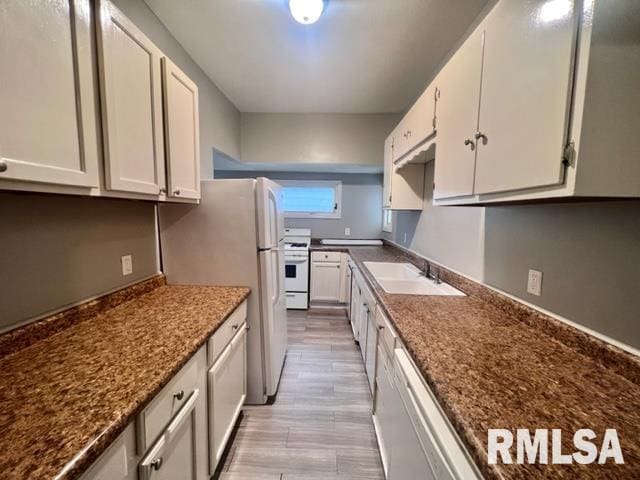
left=272, top=249, right=280, bottom=304
left=267, top=186, right=280, bottom=247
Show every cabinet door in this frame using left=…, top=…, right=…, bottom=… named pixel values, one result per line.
left=474, top=0, right=577, bottom=194
left=97, top=0, right=165, bottom=195
left=310, top=262, right=342, bottom=301
left=0, top=0, right=99, bottom=188
left=382, top=134, right=393, bottom=208
left=162, top=57, right=200, bottom=200
left=209, top=327, right=247, bottom=474
left=350, top=278, right=361, bottom=340
left=374, top=346, right=394, bottom=475
left=81, top=424, right=136, bottom=480
left=345, top=266, right=353, bottom=317
left=364, top=307, right=378, bottom=392
left=406, top=84, right=437, bottom=148
left=433, top=29, right=484, bottom=199
left=139, top=390, right=200, bottom=480
left=338, top=254, right=349, bottom=303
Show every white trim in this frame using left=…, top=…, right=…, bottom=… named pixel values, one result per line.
left=384, top=239, right=640, bottom=358
left=279, top=180, right=342, bottom=219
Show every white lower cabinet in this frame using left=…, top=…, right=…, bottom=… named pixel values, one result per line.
left=310, top=251, right=343, bottom=302
left=83, top=301, right=248, bottom=480
left=80, top=424, right=137, bottom=480
left=208, top=325, right=247, bottom=475
left=363, top=300, right=377, bottom=392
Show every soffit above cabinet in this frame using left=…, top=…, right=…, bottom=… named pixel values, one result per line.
left=143, top=0, right=490, bottom=113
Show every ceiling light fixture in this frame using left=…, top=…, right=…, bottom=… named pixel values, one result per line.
left=289, top=0, right=324, bottom=25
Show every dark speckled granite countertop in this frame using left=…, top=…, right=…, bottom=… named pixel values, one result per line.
left=313, top=243, right=640, bottom=479
left=0, top=278, right=250, bottom=479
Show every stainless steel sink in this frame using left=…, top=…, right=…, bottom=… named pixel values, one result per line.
left=363, top=261, right=465, bottom=296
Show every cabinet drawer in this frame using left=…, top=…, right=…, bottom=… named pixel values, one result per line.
left=375, top=306, right=397, bottom=358
left=208, top=300, right=247, bottom=366
left=137, top=352, right=199, bottom=452
left=139, top=388, right=200, bottom=480
left=311, top=251, right=341, bottom=263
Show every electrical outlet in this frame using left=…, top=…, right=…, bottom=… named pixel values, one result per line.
left=121, top=255, right=133, bottom=276
left=345, top=227, right=351, bottom=236
left=527, top=269, right=542, bottom=296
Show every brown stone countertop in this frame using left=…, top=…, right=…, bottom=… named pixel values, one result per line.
left=0, top=282, right=250, bottom=479
left=326, top=244, right=640, bottom=479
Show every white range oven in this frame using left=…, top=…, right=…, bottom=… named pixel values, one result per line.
left=284, top=228, right=311, bottom=309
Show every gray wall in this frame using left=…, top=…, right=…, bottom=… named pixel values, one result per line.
left=216, top=171, right=383, bottom=239
left=111, top=0, right=241, bottom=176
left=0, top=193, right=159, bottom=331
left=385, top=162, right=640, bottom=349
left=240, top=113, right=400, bottom=168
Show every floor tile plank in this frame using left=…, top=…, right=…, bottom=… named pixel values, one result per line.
left=228, top=309, right=383, bottom=478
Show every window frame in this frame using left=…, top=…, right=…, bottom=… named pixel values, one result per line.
left=279, top=180, right=343, bottom=219
left=382, top=208, right=393, bottom=233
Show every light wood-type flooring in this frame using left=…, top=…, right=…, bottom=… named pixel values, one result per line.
left=219, top=308, right=384, bottom=480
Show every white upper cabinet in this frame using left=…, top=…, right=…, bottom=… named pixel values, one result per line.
left=0, top=0, right=100, bottom=188
left=433, top=29, right=484, bottom=200
left=162, top=58, right=201, bottom=200
left=97, top=0, right=165, bottom=196
left=394, top=84, right=438, bottom=162
left=473, top=0, right=578, bottom=195
left=395, top=0, right=640, bottom=206
left=383, top=128, right=425, bottom=211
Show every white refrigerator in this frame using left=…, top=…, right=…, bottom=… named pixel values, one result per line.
left=158, top=178, right=288, bottom=404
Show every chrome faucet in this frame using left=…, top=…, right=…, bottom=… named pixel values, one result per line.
left=421, top=260, right=441, bottom=284
left=430, top=266, right=441, bottom=284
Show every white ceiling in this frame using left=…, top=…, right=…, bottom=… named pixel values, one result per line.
left=144, top=0, right=489, bottom=114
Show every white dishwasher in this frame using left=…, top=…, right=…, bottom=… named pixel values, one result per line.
left=389, top=349, right=482, bottom=480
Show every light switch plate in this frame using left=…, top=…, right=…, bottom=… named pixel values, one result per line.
left=527, top=269, right=542, bottom=296
left=121, top=255, right=133, bottom=276
left=345, top=227, right=351, bottom=236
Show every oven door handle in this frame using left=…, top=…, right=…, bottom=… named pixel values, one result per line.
left=285, top=258, right=308, bottom=264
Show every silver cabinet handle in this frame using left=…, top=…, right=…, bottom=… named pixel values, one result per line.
left=173, top=390, right=184, bottom=401
left=0, top=160, right=7, bottom=173
left=151, top=458, right=163, bottom=471
left=475, top=132, right=488, bottom=145
left=159, top=187, right=167, bottom=194
left=232, top=324, right=239, bottom=330
left=464, top=138, right=475, bottom=151
left=173, top=189, right=181, bottom=195
left=378, top=325, right=385, bottom=331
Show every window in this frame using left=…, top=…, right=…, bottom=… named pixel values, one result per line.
left=280, top=180, right=342, bottom=219
left=382, top=208, right=393, bottom=233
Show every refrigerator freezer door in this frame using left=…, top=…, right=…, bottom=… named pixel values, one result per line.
left=256, top=177, right=285, bottom=249
left=258, top=243, right=288, bottom=397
